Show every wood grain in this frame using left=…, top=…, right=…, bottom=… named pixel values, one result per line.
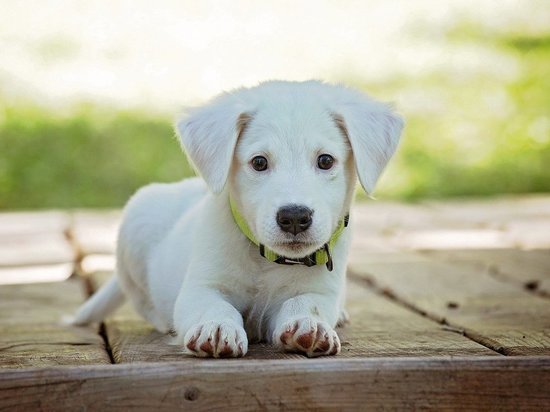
left=0, top=279, right=111, bottom=368
left=340, top=278, right=497, bottom=357
left=422, top=249, right=550, bottom=297
left=1, top=357, right=548, bottom=411
left=0, top=197, right=549, bottom=408
left=88, top=271, right=495, bottom=363
left=349, top=252, right=550, bottom=355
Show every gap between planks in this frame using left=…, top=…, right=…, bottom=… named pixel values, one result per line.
left=63, top=215, right=85, bottom=279
left=347, top=248, right=550, bottom=356
left=80, top=274, right=116, bottom=365
left=65, top=217, right=116, bottom=365
left=347, top=269, right=507, bottom=357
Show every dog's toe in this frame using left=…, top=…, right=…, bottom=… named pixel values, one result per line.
left=183, top=321, right=248, bottom=358
left=274, top=318, right=340, bottom=357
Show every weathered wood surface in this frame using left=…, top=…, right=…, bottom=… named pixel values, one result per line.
left=1, top=357, right=548, bottom=411
left=0, top=278, right=111, bottom=368
left=422, top=248, right=550, bottom=297
left=87, top=271, right=496, bottom=363
left=0, top=211, right=74, bottom=267
left=70, top=210, right=121, bottom=255
left=1, top=195, right=550, bottom=409
left=0, top=211, right=75, bottom=286
left=351, top=195, right=550, bottom=252
left=0, top=233, right=74, bottom=267
left=349, top=252, right=550, bottom=356
left=0, top=211, right=70, bottom=237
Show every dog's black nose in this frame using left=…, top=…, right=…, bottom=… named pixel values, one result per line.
left=276, top=205, right=313, bottom=235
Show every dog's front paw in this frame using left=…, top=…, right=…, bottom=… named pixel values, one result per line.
left=273, top=317, right=340, bottom=357
left=183, top=321, right=248, bottom=358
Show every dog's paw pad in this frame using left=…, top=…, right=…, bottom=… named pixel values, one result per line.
left=275, top=318, right=340, bottom=357
left=183, top=321, right=248, bottom=358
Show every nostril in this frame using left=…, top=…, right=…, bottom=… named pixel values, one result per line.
left=279, top=217, right=292, bottom=226
left=276, top=205, right=313, bottom=235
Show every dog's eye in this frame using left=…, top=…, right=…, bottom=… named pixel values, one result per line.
left=251, top=156, right=268, bottom=171
left=317, top=154, right=334, bottom=170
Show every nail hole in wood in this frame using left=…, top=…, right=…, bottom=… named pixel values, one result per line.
left=524, top=280, right=539, bottom=291
left=184, top=387, right=200, bottom=401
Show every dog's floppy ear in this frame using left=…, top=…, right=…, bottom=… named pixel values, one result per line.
left=331, top=90, right=404, bottom=194
left=175, top=93, right=252, bottom=194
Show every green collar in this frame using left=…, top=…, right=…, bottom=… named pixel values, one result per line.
left=230, top=198, right=349, bottom=271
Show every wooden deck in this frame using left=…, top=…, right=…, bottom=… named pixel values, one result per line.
left=1, top=196, right=549, bottom=410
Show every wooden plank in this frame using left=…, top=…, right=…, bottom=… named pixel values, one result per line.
left=0, top=357, right=548, bottom=411
left=88, top=271, right=495, bottom=363
left=350, top=201, right=437, bottom=253
left=70, top=210, right=121, bottom=255
left=0, top=263, right=73, bottom=285
left=349, top=253, right=550, bottom=355
left=80, top=253, right=116, bottom=274
left=423, top=195, right=550, bottom=223
left=0, top=211, right=70, bottom=237
left=0, top=211, right=74, bottom=268
left=0, top=278, right=111, bottom=368
left=351, top=204, right=511, bottom=252
left=422, top=249, right=550, bottom=297
left=422, top=196, right=550, bottom=249
left=503, top=221, right=550, bottom=249
left=0, top=234, right=75, bottom=268
left=340, top=278, right=497, bottom=357
left=0, top=324, right=110, bottom=369
left=352, top=196, right=550, bottom=253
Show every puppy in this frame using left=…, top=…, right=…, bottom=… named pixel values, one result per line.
left=72, top=80, right=403, bottom=357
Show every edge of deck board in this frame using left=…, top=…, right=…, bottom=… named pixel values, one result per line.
left=1, top=357, right=548, bottom=410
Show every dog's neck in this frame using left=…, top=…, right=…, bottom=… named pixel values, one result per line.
left=229, top=197, right=349, bottom=271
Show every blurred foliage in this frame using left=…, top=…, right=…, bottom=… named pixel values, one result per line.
left=364, top=26, right=550, bottom=200
left=1, top=22, right=549, bottom=209
left=0, top=106, right=193, bottom=209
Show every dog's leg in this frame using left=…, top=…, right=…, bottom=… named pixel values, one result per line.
left=173, top=287, right=248, bottom=358
left=270, top=293, right=341, bottom=357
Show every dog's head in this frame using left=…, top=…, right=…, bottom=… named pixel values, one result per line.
left=176, top=81, right=403, bottom=259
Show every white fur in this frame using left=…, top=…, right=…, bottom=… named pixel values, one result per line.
left=72, top=80, right=403, bottom=358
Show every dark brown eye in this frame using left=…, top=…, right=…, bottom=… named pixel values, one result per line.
left=251, top=156, right=268, bottom=171
left=317, top=154, right=334, bottom=170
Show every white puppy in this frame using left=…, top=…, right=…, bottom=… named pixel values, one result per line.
left=73, top=80, right=403, bottom=358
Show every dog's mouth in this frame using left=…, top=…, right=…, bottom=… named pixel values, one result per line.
left=277, top=240, right=315, bottom=249
left=271, top=239, right=321, bottom=258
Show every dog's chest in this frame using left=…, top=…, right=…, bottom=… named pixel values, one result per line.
left=235, top=265, right=322, bottom=341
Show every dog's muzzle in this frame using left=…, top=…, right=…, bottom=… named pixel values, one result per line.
left=230, top=198, right=349, bottom=271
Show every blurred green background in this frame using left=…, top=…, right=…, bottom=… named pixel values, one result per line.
left=1, top=1, right=549, bottom=209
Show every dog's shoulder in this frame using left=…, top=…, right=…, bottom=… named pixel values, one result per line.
left=119, top=178, right=208, bottom=243
left=125, top=178, right=206, bottom=211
